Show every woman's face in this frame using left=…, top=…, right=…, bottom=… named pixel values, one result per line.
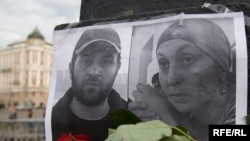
left=156, top=39, right=223, bottom=113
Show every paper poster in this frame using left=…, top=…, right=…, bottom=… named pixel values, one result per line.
left=45, top=12, right=248, bottom=141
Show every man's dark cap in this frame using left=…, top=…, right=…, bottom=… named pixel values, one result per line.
left=74, top=28, right=121, bottom=55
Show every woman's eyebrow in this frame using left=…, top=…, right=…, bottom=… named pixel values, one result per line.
left=103, top=53, right=116, bottom=58
left=178, top=45, right=189, bottom=51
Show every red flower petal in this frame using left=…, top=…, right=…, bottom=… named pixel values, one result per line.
left=74, top=134, right=92, bottom=141
left=57, top=133, right=71, bottom=141
left=58, top=133, right=92, bottom=141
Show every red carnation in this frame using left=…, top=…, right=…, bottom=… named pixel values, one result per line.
left=58, top=133, right=92, bottom=141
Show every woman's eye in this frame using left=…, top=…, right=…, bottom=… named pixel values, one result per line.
left=159, top=60, right=169, bottom=71
left=182, top=55, right=194, bottom=64
left=103, top=58, right=114, bottom=65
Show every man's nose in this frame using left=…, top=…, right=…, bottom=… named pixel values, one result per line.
left=88, top=63, right=101, bottom=77
left=167, top=64, right=183, bottom=86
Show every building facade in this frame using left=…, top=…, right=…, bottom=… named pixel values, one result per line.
left=0, top=28, right=53, bottom=108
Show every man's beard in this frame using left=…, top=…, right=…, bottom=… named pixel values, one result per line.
left=72, top=83, right=111, bottom=106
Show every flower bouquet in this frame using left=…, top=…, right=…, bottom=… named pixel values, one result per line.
left=57, top=110, right=250, bottom=141
left=105, top=109, right=196, bottom=141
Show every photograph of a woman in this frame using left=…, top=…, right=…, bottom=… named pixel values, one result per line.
left=129, top=18, right=237, bottom=141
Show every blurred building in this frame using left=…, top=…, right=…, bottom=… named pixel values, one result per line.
left=0, top=27, right=53, bottom=108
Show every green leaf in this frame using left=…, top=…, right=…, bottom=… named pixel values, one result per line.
left=245, top=115, right=250, bottom=125
left=105, top=120, right=172, bottom=141
left=108, top=128, right=115, bottom=135
left=109, top=109, right=142, bottom=128
left=160, top=135, right=190, bottom=141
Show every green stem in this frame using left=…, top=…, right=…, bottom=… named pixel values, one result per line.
left=170, top=126, right=197, bottom=141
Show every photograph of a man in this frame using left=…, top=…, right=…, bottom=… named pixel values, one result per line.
left=51, top=28, right=128, bottom=141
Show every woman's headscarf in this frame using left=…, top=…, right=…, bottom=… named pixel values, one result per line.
left=157, top=18, right=231, bottom=72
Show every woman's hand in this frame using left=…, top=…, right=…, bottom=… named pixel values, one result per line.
left=129, top=83, right=177, bottom=125
left=129, top=100, right=160, bottom=121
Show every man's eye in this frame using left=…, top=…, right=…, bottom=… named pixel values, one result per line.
left=83, top=58, right=92, bottom=65
left=182, top=55, right=194, bottom=64
left=80, top=55, right=92, bottom=64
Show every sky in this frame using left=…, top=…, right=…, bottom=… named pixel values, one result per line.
left=0, top=0, right=81, bottom=48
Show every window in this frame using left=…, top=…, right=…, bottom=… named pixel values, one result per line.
left=26, top=50, right=29, bottom=64
left=15, top=52, right=20, bottom=64
left=32, top=92, right=35, bottom=97
left=32, top=51, right=37, bottom=64
left=41, top=52, right=44, bottom=65
left=40, top=72, right=43, bottom=87
left=32, top=71, right=37, bottom=87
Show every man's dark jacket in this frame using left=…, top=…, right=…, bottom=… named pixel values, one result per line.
left=52, top=88, right=128, bottom=141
